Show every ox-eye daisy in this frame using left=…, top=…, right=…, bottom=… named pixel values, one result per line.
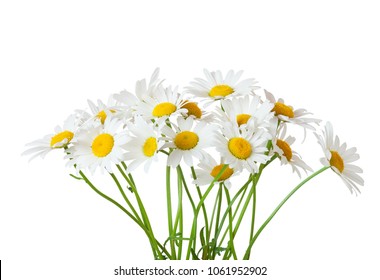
left=194, top=155, right=236, bottom=188
left=187, top=69, right=258, bottom=103
left=314, top=122, right=364, bottom=194
left=136, top=86, right=187, bottom=125
left=271, top=127, right=313, bottom=177
left=22, top=114, right=78, bottom=161
left=161, top=117, right=215, bottom=167
left=215, top=122, right=271, bottom=173
left=123, top=117, right=162, bottom=173
left=265, top=90, right=320, bottom=131
left=216, top=95, right=274, bottom=130
left=67, top=117, right=128, bottom=173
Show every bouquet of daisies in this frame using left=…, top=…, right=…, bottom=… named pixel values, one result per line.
left=23, top=69, right=363, bottom=260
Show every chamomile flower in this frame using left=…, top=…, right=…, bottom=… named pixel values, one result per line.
left=193, top=155, right=236, bottom=188
left=314, top=122, right=364, bottom=194
left=113, top=68, right=164, bottom=119
left=215, top=122, right=271, bottom=173
left=265, top=90, right=320, bottom=131
left=187, top=69, right=258, bottom=103
left=67, top=117, right=128, bottom=173
left=86, top=96, right=121, bottom=125
left=161, top=117, right=215, bottom=167
left=271, top=127, right=313, bottom=177
left=180, top=100, right=214, bottom=123
left=136, top=86, right=187, bottom=125
left=123, top=117, right=162, bottom=172
left=22, top=114, right=78, bottom=161
left=216, top=95, right=274, bottom=130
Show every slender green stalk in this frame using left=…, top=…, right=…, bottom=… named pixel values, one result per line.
left=246, top=175, right=257, bottom=260
left=173, top=167, right=184, bottom=259
left=224, top=185, right=237, bottom=260
left=166, top=166, right=176, bottom=259
left=116, top=164, right=164, bottom=260
left=217, top=176, right=252, bottom=247
left=177, top=166, right=196, bottom=213
left=243, top=166, right=329, bottom=259
left=206, top=185, right=222, bottom=257
left=191, top=166, right=210, bottom=243
left=79, top=171, right=161, bottom=259
left=109, top=173, right=143, bottom=225
left=211, top=183, right=223, bottom=259
left=186, top=165, right=228, bottom=259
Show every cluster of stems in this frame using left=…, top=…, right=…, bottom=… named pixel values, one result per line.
left=75, top=154, right=329, bottom=260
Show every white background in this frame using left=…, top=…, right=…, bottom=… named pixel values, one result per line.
left=1, top=0, right=379, bottom=279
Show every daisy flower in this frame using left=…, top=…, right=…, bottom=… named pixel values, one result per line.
left=85, top=96, right=121, bottom=125
left=161, top=117, right=215, bottom=167
left=193, top=155, right=236, bottom=188
left=216, top=95, right=274, bottom=129
left=22, top=114, right=78, bottom=161
left=265, top=90, right=320, bottom=131
left=314, top=122, right=364, bottom=194
left=113, top=68, right=164, bottom=119
left=271, top=127, right=313, bottom=177
left=67, top=117, right=128, bottom=173
left=215, top=122, right=271, bottom=173
left=136, top=86, right=187, bottom=125
left=186, top=69, right=258, bottom=103
left=123, top=116, right=162, bottom=173
left=180, top=100, right=214, bottom=123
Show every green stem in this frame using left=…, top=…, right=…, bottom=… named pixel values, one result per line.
left=116, top=164, right=164, bottom=260
left=211, top=183, right=223, bottom=259
left=78, top=171, right=160, bottom=259
left=109, top=173, right=143, bottom=225
left=177, top=166, right=196, bottom=213
left=217, top=176, right=252, bottom=248
left=243, top=166, right=329, bottom=259
left=166, top=166, right=176, bottom=259
left=224, top=185, right=237, bottom=260
left=173, top=167, right=184, bottom=259
left=191, top=166, right=210, bottom=244
left=246, top=175, right=257, bottom=260
left=186, top=165, right=228, bottom=259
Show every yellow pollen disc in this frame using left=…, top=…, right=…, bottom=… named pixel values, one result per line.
left=330, top=150, right=344, bottom=173
left=181, top=102, right=202, bottom=119
left=174, top=131, right=199, bottom=150
left=209, top=85, right=234, bottom=98
left=152, top=102, right=177, bottom=117
left=50, top=130, right=74, bottom=148
left=91, top=133, right=114, bottom=157
left=210, top=164, right=234, bottom=181
left=236, top=114, right=251, bottom=126
left=272, top=102, right=294, bottom=118
left=97, top=110, right=116, bottom=125
left=276, top=139, right=293, bottom=161
left=228, top=137, right=252, bottom=160
left=142, top=137, right=157, bottom=157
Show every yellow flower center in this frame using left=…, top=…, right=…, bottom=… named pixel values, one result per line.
left=152, top=102, right=177, bottom=117
left=181, top=102, right=202, bottom=119
left=330, top=150, right=344, bottom=173
left=228, top=137, right=252, bottom=160
left=174, top=131, right=199, bottom=150
left=272, top=102, right=294, bottom=118
left=142, top=137, right=157, bottom=157
left=276, top=139, right=293, bottom=161
left=50, top=130, right=74, bottom=148
left=210, top=164, right=234, bottom=181
left=97, top=110, right=116, bottom=125
left=209, top=85, right=234, bottom=98
left=236, top=114, right=251, bottom=126
left=91, top=133, right=114, bottom=157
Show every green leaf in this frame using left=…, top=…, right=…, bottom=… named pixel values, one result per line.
left=190, top=249, right=200, bottom=260
left=69, top=174, right=83, bottom=180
